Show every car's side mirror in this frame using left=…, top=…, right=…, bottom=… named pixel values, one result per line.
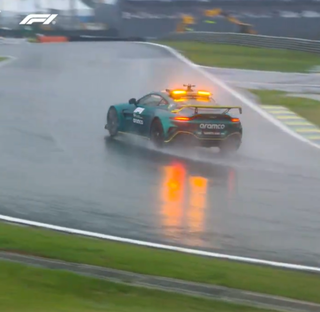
left=129, top=98, right=137, bottom=105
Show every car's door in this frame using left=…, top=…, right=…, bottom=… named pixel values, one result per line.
left=121, top=104, right=137, bottom=133
left=133, top=94, right=167, bottom=136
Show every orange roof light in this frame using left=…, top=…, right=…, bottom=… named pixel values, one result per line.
left=197, top=91, right=211, bottom=96
left=172, top=90, right=186, bottom=95
left=174, top=116, right=190, bottom=121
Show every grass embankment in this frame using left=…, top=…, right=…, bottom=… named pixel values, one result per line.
left=156, top=41, right=319, bottom=73
left=1, top=223, right=320, bottom=304
left=0, top=56, right=8, bottom=62
left=0, top=261, right=274, bottom=312
left=250, top=89, right=320, bottom=127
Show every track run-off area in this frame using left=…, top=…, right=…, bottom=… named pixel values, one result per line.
left=1, top=42, right=320, bottom=268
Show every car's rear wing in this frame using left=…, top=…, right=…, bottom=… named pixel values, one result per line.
left=172, top=105, right=242, bottom=114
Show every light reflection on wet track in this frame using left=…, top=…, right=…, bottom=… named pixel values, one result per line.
left=103, top=137, right=238, bottom=251
left=1, top=42, right=320, bottom=266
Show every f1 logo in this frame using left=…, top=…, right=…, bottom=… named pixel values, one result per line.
left=133, top=107, right=145, bottom=114
left=19, top=14, right=58, bottom=25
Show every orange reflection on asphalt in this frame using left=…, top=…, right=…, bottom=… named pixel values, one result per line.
left=160, top=162, right=237, bottom=246
left=227, top=167, right=237, bottom=204
left=160, top=163, right=208, bottom=242
left=160, top=163, right=186, bottom=233
left=187, top=176, right=208, bottom=234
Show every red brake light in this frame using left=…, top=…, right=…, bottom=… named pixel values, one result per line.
left=174, top=117, right=190, bottom=121
left=231, top=118, right=240, bottom=122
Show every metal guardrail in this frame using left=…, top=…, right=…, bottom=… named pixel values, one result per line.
left=159, top=32, right=320, bottom=54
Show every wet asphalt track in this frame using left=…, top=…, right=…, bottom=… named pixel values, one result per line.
left=1, top=42, right=320, bottom=265
left=202, top=67, right=320, bottom=94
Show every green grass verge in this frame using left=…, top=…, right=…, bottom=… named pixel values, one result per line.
left=27, top=37, right=38, bottom=43
left=156, top=41, right=319, bottom=73
left=0, top=261, right=274, bottom=312
left=249, top=89, right=320, bottom=127
left=1, top=223, right=320, bottom=303
left=0, top=56, right=8, bottom=62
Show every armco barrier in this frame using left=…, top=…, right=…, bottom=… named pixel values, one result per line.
left=0, top=28, right=120, bottom=39
left=67, top=36, right=145, bottom=42
left=0, top=27, right=145, bottom=43
left=159, top=32, right=320, bottom=54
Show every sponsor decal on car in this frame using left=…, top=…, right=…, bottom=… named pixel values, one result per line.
left=199, top=123, right=225, bottom=129
left=203, top=131, right=221, bottom=135
left=133, top=108, right=145, bottom=121
left=133, top=107, right=145, bottom=114
left=133, top=118, right=143, bottom=125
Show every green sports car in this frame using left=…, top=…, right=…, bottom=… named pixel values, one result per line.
left=105, top=84, right=243, bottom=153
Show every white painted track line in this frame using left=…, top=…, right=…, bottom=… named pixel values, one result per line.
left=217, top=80, right=320, bottom=88
left=1, top=214, right=320, bottom=273
left=199, top=65, right=318, bottom=76
left=199, top=65, right=320, bottom=88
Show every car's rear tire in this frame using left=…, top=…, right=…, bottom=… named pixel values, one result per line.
left=219, top=134, right=241, bottom=155
left=150, top=119, right=164, bottom=148
left=107, top=107, right=119, bottom=137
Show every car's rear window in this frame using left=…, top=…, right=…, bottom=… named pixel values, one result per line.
left=173, top=97, right=216, bottom=106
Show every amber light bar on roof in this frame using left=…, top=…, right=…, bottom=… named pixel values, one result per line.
left=197, top=91, right=211, bottom=96
left=171, top=90, right=187, bottom=95
left=170, top=89, right=211, bottom=96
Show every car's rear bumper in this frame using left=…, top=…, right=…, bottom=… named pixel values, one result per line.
left=164, top=131, right=242, bottom=147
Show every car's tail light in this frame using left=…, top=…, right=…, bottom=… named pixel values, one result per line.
left=173, top=116, right=191, bottom=121
left=231, top=118, right=240, bottom=122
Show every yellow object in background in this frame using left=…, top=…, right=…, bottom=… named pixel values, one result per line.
left=204, top=9, right=221, bottom=17
left=182, top=15, right=194, bottom=25
left=176, top=15, right=195, bottom=32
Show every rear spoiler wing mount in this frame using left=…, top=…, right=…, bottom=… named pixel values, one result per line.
left=171, top=105, right=242, bottom=114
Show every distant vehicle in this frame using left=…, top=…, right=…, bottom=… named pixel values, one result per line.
left=105, top=84, right=243, bottom=153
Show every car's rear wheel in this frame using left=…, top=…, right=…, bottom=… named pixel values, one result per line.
left=150, top=119, right=164, bottom=148
left=107, top=107, right=119, bottom=137
left=219, top=134, right=241, bottom=155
